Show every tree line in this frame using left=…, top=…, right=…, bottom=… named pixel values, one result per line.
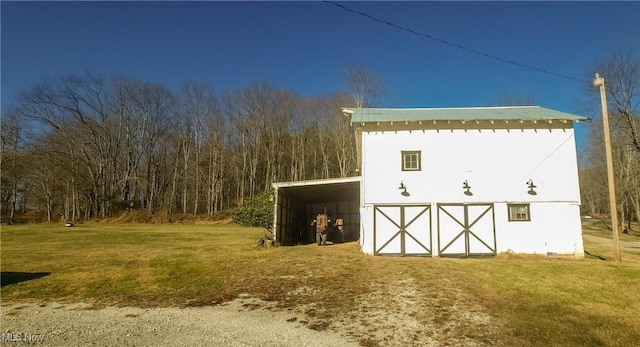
left=1, top=72, right=371, bottom=222
left=2, top=52, right=638, bottom=229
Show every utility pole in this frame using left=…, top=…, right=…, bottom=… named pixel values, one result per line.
left=593, top=73, right=621, bottom=262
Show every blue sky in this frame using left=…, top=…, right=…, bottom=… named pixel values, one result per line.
left=2, top=1, right=639, bottom=150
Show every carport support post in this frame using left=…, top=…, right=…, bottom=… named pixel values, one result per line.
left=271, top=188, right=278, bottom=244
left=594, top=73, right=621, bottom=262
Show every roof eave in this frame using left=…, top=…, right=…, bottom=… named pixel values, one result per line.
left=350, top=118, right=589, bottom=126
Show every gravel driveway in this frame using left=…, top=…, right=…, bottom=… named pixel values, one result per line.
left=2, top=278, right=505, bottom=346
left=1, top=298, right=358, bottom=347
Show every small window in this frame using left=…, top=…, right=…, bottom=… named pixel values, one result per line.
left=508, top=204, right=531, bottom=222
left=402, top=151, right=421, bottom=171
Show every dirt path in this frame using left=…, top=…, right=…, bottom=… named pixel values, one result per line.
left=582, top=234, right=640, bottom=253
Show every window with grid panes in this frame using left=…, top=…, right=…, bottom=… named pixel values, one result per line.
left=508, top=204, right=531, bottom=221
left=402, top=151, right=421, bottom=171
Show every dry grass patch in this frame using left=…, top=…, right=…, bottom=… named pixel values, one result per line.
left=1, top=223, right=261, bottom=306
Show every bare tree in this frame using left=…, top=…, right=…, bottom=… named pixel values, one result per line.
left=127, top=81, right=174, bottom=213
left=593, top=49, right=640, bottom=153
left=329, top=93, right=358, bottom=177
left=302, top=97, right=333, bottom=179
left=287, top=97, right=318, bottom=181
left=17, top=75, right=117, bottom=218
left=205, top=118, right=225, bottom=216
left=1, top=108, right=23, bottom=223
left=344, top=63, right=383, bottom=108
left=264, top=89, right=295, bottom=186
left=176, top=82, right=220, bottom=215
left=35, top=148, right=59, bottom=221
left=224, top=87, right=261, bottom=202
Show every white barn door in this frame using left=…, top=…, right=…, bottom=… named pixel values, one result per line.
left=437, top=203, right=496, bottom=257
left=373, top=205, right=432, bottom=256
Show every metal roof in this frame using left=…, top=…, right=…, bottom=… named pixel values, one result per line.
left=272, top=176, right=361, bottom=189
left=272, top=176, right=360, bottom=204
left=346, top=106, right=589, bottom=123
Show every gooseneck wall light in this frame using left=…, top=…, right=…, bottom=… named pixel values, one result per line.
left=527, top=179, right=537, bottom=195
left=463, top=180, right=473, bottom=196
left=398, top=181, right=409, bottom=196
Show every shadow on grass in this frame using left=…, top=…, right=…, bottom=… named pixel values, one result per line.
left=584, top=250, right=607, bottom=261
left=1, top=271, right=51, bottom=287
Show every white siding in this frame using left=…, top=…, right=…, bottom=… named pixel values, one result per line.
left=361, top=127, right=580, bottom=204
left=494, top=202, right=584, bottom=257
left=359, top=125, right=584, bottom=258
left=359, top=205, right=374, bottom=255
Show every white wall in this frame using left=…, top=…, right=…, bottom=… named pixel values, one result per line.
left=358, top=125, right=584, bottom=257
left=359, top=205, right=374, bottom=255
left=361, top=127, right=580, bottom=204
left=494, top=202, right=584, bottom=258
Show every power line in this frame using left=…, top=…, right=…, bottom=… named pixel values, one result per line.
left=324, top=1, right=590, bottom=83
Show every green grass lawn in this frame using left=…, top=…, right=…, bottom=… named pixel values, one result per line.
left=2, top=222, right=639, bottom=346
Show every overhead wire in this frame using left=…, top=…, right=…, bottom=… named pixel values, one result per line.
left=324, top=1, right=590, bottom=84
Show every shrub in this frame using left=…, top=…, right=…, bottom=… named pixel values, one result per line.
left=231, top=189, right=274, bottom=227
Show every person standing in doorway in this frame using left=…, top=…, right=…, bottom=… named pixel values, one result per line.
left=315, top=212, right=329, bottom=246
left=334, top=216, right=344, bottom=242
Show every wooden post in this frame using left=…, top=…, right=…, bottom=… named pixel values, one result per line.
left=593, top=73, right=622, bottom=262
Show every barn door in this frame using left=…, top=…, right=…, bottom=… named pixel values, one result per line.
left=374, top=205, right=432, bottom=256
left=437, top=203, right=496, bottom=257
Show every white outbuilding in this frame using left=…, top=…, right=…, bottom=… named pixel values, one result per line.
left=272, top=106, right=587, bottom=259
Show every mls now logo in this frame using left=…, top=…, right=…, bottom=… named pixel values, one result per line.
left=2, top=332, right=45, bottom=343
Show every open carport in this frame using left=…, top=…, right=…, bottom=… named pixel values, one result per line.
left=271, top=177, right=361, bottom=245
